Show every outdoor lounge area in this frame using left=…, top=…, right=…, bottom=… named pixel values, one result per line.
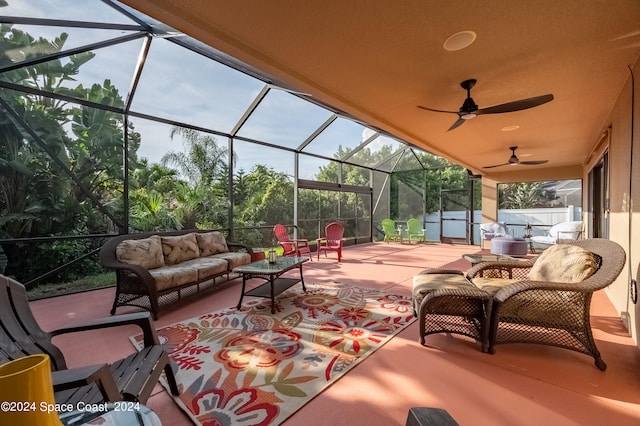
left=2, top=1, right=640, bottom=425
left=30, top=243, right=640, bottom=425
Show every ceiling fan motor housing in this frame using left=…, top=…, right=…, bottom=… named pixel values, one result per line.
left=460, top=97, right=478, bottom=115
left=417, top=78, right=553, bottom=131
left=508, top=146, right=519, bottom=163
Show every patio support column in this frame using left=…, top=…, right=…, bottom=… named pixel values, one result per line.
left=294, top=152, right=299, bottom=239
left=228, top=136, right=234, bottom=240
left=123, top=115, right=130, bottom=233
left=481, top=176, right=499, bottom=224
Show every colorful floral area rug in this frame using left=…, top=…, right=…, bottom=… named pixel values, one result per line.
left=132, top=281, right=415, bottom=426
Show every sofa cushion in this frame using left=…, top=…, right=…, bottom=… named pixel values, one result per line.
left=528, top=244, right=598, bottom=283
left=181, top=257, right=229, bottom=281
left=211, top=251, right=251, bottom=270
left=116, top=235, right=164, bottom=269
left=149, top=264, right=198, bottom=292
left=196, top=231, right=229, bottom=257
left=161, top=233, right=200, bottom=265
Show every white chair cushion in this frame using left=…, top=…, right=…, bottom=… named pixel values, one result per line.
left=530, top=235, right=557, bottom=245
left=548, top=221, right=583, bottom=239
left=480, top=222, right=509, bottom=237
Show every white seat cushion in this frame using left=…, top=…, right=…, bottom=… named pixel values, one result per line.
left=530, top=235, right=557, bottom=245
left=549, top=221, right=583, bottom=240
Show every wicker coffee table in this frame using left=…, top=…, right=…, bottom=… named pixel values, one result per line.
left=234, top=256, right=309, bottom=313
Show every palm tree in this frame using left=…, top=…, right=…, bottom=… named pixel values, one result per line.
left=162, top=127, right=231, bottom=186
left=158, top=127, right=236, bottom=229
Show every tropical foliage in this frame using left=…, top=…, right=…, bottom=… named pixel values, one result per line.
left=498, top=181, right=559, bottom=209
left=0, top=26, right=472, bottom=289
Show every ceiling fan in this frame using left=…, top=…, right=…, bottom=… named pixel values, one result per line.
left=418, top=79, right=554, bottom=131
left=483, top=146, right=549, bottom=169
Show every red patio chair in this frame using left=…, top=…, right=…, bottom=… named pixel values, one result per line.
left=273, top=224, right=312, bottom=260
left=317, top=222, right=344, bottom=261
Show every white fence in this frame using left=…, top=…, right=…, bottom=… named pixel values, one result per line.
left=420, top=206, right=582, bottom=243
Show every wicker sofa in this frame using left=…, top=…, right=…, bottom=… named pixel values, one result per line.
left=100, top=230, right=253, bottom=319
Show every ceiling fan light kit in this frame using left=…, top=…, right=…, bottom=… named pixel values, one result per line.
left=418, top=79, right=554, bottom=131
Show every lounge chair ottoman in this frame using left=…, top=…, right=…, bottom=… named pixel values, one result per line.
left=412, top=269, right=491, bottom=352
left=490, top=236, right=528, bottom=257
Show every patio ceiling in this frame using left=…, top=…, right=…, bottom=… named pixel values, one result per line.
left=119, top=0, right=640, bottom=177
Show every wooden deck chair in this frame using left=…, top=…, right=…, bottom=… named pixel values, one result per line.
left=0, top=274, right=179, bottom=405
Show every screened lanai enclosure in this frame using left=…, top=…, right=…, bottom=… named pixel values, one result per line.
left=0, top=0, right=479, bottom=296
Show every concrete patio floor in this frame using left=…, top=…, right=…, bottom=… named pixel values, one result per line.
left=31, top=242, right=640, bottom=425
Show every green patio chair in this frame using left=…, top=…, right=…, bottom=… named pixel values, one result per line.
left=381, top=219, right=402, bottom=243
left=407, top=218, right=426, bottom=243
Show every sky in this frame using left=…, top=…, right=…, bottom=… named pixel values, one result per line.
left=3, top=0, right=404, bottom=181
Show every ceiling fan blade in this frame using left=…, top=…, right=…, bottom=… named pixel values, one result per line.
left=476, top=94, right=554, bottom=115
left=447, top=117, right=465, bottom=131
left=519, top=160, right=549, bottom=165
left=417, top=105, right=458, bottom=114
left=483, top=162, right=510, bottom=169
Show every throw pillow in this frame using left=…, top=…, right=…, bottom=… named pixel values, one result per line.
left=116, top=235, right=165, bottom=269
left=528, top=244, right=598, bottom=283
left=161, top=233, right=200, bottom=265
left=196, top=231, right=229, bottom=256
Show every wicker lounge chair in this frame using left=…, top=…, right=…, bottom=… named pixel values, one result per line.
left=0, top=274, right=179, bottom=404
left=414, top=238, right=625, bottom=370
left=470, top=238, right=625, bottom=370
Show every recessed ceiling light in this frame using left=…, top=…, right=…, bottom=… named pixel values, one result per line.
left=501, top=125, right=520, bottom=131
left=443, top=31, right=477, bottom=51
